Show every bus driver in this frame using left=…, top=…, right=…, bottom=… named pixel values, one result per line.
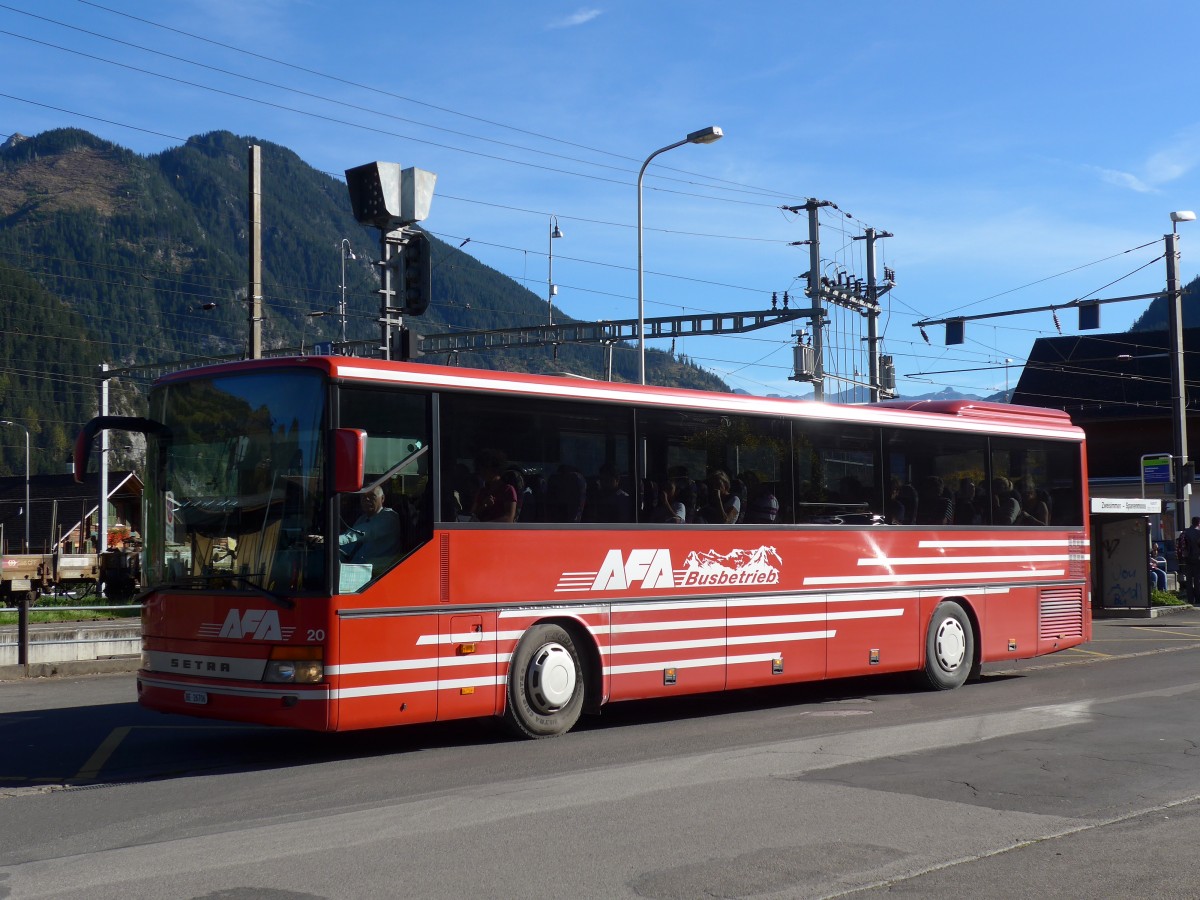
left=310, top=485, right=401, bottom=567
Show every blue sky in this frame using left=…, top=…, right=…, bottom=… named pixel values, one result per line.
left=2, top=0, right=1198, bottom=400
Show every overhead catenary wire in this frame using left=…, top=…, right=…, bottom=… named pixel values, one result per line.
left=0, top=31, right=786, bottom=211
left=68, top=0, right=812, bottom=203
left=1, top=7, right=1192, bottom=399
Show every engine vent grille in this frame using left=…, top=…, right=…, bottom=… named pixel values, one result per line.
left=1039, top=586, right=1084, bottom=640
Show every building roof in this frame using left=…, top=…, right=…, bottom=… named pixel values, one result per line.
left=0, top=470, right=142, bottom=553
left=1010, top=328, right=1196, bottom=422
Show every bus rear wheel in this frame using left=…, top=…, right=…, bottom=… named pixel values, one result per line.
left=921, top=601, right=974, bottom=690
left=504, top=624, right=585, bottom=739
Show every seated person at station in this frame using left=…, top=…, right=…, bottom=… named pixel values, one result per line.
left=311, top=485, right=402, bottom=566
left=1150, top=543, right=1168, bottom=592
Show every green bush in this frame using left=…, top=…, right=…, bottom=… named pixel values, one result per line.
left=1151, top=589, right=1187, bottom=607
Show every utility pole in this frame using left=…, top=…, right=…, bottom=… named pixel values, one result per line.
left=784, top=201, right=892, bottom=401
left=1166, top=230, right=1190, bottom=526
left=854, top=227, right=893, bottom=402
left=806, top=200, right=828, bottom=400
left=247, top=145, right=262, bottom=359
left=99, top=362, right=108, bottom=558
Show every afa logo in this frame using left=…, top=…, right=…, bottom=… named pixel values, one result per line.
left=556, top=546, right=782, bottom=593
left=591, top=549, right=676, bottom=590
left=198, top=608, right=296, bottom=641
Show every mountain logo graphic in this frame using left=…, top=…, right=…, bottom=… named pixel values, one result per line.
left=680, top=546, right=782, bottom=587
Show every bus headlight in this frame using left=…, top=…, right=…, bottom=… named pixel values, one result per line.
left=264, top=647, right=324, bottom=683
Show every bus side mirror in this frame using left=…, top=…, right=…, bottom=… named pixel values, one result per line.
left=333, top=428, right=367, bottom=494
left=74, top=416, right=171, bottom=483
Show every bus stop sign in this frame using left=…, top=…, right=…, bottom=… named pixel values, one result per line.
left=1143, top=454, right=1172, bottom=485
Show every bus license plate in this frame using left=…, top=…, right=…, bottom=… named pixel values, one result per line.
left=184, top=691, right=208, bottom=705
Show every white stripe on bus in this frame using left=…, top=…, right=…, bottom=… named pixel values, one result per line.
left=333, top=675, right=504, bottom=699
left=611, top=631, right=833, bottom=655
left=804, top=569, right=1065, bottom=585
left=919, top=539, right=1079, bottom=548
left=327, top=654, right=511, bottom=676
left=857, top=554, right=1072, bottom=566
left=605, top=652, right=785, bottom=676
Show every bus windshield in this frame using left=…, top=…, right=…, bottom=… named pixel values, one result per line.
left=143, top=369, right=328, bottom=595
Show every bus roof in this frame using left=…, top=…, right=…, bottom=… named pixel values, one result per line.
left=157, top=356, right=1083, bottom=441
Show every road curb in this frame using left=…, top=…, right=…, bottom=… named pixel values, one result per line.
left=0, top=656, right=139, bottom=682
left=1094, top=604, right=1199, bottom=620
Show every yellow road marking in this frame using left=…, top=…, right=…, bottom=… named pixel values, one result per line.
left=1130, top=627, right=1200, bottom=639
left=74, top=726, right=131, bottom=781
left=70, top=724, right=257, bottom=782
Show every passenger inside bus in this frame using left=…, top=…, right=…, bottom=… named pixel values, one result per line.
left=991, top=477, right=1021, bottom=525
left=915, top=475, right=954, bottom=525
left=470, top=449, right=519, bottom=523
left=546, top=464, right=587, bottom=522
left=587, top=464, right=633, bottom=523
left=695, top=470, right=740, bottom=524
left=1017, top=479, right=1051, bottom=526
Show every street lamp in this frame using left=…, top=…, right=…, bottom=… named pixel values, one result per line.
left=1167, top=211, right=1195, bottom=528
left=636, top=125, right=723, bottom=385
left=548, top=216, right=564, bottom=325
left=338, top=239, right=356, bottom=347
left=0, top=420, right=29, bottom=553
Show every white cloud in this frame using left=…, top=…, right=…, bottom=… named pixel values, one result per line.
left=547, top=8, right=603, bottom=29
left=1089, top=125, right=1200, bottom=194
left=1092, top=166, right=1156, bottom=194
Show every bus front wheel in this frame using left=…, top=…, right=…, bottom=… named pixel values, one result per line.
left=504, top=624, right=585, bottom=739
left=921, top=601, right=974, bottom=690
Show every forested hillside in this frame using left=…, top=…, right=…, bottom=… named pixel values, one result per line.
left=0, top=260, right=112, bottom=470
left=1129, top=275, right=1200, bottom=331
left=0, top=128, right=726, bottom=477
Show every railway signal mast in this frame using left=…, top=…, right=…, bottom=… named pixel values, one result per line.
left=344, top=162, right=437, bottom=361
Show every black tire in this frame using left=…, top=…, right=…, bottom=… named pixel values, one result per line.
left=920, top=601, right=974, bottom=690
left=503, top=624, right=585, bottom=739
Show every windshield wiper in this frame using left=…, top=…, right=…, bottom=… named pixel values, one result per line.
left=228, top=574, right=295, bottom=609
left=157, top=574, right=295, bottom=609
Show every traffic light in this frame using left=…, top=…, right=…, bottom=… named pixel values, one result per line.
left=401, top=231, right=431, bottom=316
left=1178, top=459, right=1195, bottom=487
left=399, top=326, right=422, bottom=361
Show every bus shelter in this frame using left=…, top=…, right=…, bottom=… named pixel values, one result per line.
left=1091, top=497, right=1162, bottom=613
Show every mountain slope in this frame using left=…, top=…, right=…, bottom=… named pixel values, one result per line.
left=0, top=128, right=727, bottom=475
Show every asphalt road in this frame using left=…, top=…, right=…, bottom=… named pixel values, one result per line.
left=2, top=611, right=1200, bottom=899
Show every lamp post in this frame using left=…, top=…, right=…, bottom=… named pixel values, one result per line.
left=338, top=239, right=355, bottom=347
left=548, top=216, right=564, bottom=325
left=0, top=420, right=29, bottom=553
left=1167, top=210, right=1195, bottom=528
left=636, top=125, right=723, bottom=385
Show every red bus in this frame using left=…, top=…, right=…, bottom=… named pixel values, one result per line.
left=77, top=357, right=1090, bottom=738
